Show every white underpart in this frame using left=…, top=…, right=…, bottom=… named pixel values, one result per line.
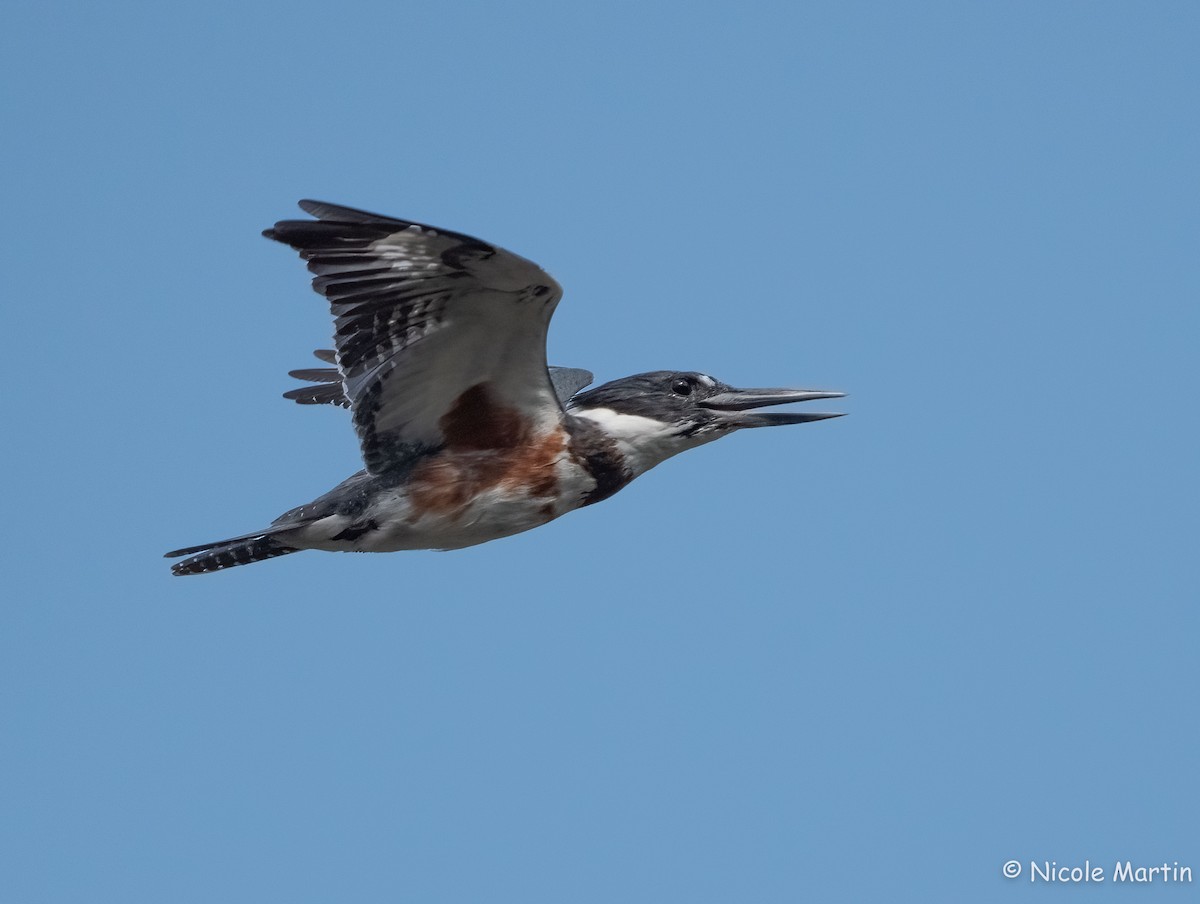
left=287, top=443, right=599, bottom=553
left=573, top=407, right=718, bottom=477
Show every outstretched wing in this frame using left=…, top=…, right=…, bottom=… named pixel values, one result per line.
left=283, top=350, right=593, bottom=410
left=266, top=201, right=567, bottom=475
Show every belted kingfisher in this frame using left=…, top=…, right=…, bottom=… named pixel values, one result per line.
left=165, top=201, right=844, bottom=575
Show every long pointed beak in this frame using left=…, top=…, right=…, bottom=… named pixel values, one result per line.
left=699, top=387, right=846, bottom=427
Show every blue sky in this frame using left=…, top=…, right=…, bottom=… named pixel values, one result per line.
left=2, top=1, right=1197, bottom=901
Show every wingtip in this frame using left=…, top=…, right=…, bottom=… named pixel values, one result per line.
left=261, top=200, right=336, bottom=239
left=295, top=199, right=398, bottom=224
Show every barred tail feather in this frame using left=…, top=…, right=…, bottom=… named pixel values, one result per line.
left=166, top=535, right=300, bottom=576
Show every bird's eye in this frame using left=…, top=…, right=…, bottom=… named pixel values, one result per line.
left=671, top=378, right=693, bottom=396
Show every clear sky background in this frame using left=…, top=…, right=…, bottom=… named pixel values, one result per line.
left=2, top=2, right=1196, bottom=901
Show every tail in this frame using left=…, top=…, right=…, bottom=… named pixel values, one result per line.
left=164, top=533, right=301, bottom=576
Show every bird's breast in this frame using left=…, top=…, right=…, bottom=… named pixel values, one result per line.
left=353, top=427, right=594, bottom=550
left=313, top=420, right=635, bottom=553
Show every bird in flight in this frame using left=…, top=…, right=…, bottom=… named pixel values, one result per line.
left=166, top=201, right=844, bottom=575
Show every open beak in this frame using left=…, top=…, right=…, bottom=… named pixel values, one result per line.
left=699, top=387, right=846, bottom=428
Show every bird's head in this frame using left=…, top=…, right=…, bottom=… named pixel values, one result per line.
left=567, top=370, right=844, bottom=475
